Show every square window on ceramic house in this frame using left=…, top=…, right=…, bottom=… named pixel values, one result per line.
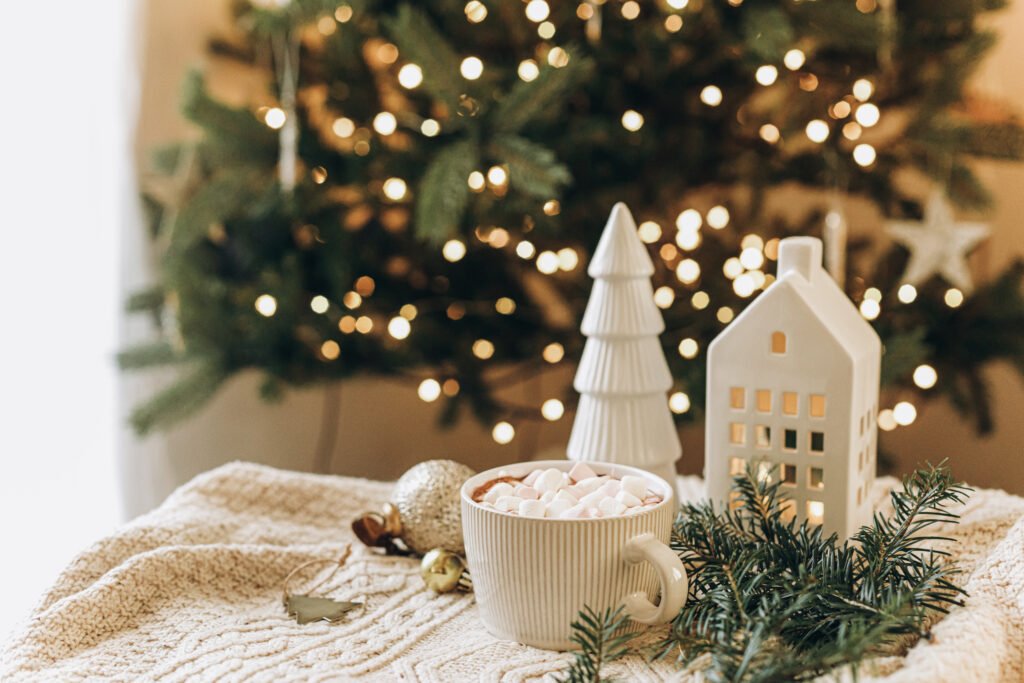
left=807, top=500, right=825, bottom=525
left=809, top=431, right=825, bottom=453
left=729, top=423, right=746, bottom=445
left=781, top=463, right=797, bottom=486
left=756, top=389, right=772, bottom=413
left=771, top=331, right=787, bottom=354
left=808, top=467, right=824, bottom=490
left=810, top=394, right=826, bottom=418
left=780, top=499, right=797, bottom=523
left=756, top=460, right=774, bottom=483
left=729, top=457, right=746, bottom=476
left=755, top=425, right=771, bottom=448
left=783, top=429, right=798, bottom=451
left=782, top=392, right=798, bottom=416
left=730, top=387, right=745, bottom=410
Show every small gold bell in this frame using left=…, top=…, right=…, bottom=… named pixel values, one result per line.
left=419, top=548, right=472, bottom=593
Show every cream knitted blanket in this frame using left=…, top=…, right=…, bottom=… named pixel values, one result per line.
left=2, top=462, right=1023, bottom=682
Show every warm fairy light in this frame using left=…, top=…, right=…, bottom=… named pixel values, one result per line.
left=706, top=205, right=730, bottom=229
left=676, top=208, right=702, bottom=231
left=541, top=398, right=565, bottom=421
left=488, top=228, right=510, bottom=248
left=518, top=59, right=540, bottom=82
left=310, top=295, right=329, bottom=314
left=355, top=275, right=375, bottom=296
left=377, top=43, right=399, bottom=65
left=877, top=408, right=897, bottom=431
left=373, top=112, right=397, bottom=135
left=388, top=316, right=411, bottom=339
left=678, top=338, right=699, bottom=359
left=722, top=257, right=743, bottom=279
left=805, top=119, right=829, bottom=143
left=800, top=73, right=819, bottom=91
left=859, top=299, right=880, bottom=320
left=740, top=234, right=764, bottom=251
left=667, top=0, right=689, bottom=7
left=460, top=57, right=484, bottom=80
left=759, top=124, right=781, bottom=143
left=355, top=316, right=373, bottom=334
left=653, top=286, right=675, bottom=309
left=853, top=144, right=876, bottom=167
left=783, top=49, right=806, bottom=70
left=398, top=64, right=423, bottom=89
left=418, top=378, right=442, bottom=402
left=382, top=177, right=407, bottom=201
left=700, top=85, right=723, bottom=107
left=676, top=227, right=701, bottom=251
left=339, top=316, right=356, bottom=333
left=464, top=0, right=487, bottom=22
left=332, top=117, right=355, bottom=138
left=443, top=379, right=460, bottom=396
left=855, top=103, right=880, bottom=127
left=543, top=199, right=561, bottom=216
left=538, top=21, right=556, bottom=39
left=740, top=247, right=765, bottom=270
left=311, top=166, right=328, bottom=184
left=717, top=306, right=735, bottom=324
left=853, top=78, right=874, bottom=102
left=335, top=5, right=353, bottom=22
left=893, top=401, right=917, bottom=426
left=525, top=0, right=550, bottom=22
left=843, top=122, right=863, bottom=140
left=660, top=243, right=678, bottom=261
left=472, top=338, right=495, bottom=359
left=864, top=287, right=882, bottom=302
left=421, top=119, right=440, bottom=137
left=755, top=65, right=778, bottom=86
left=945, top=288, right=964, bottom=308
left=577, top=2, right=594, bottom=19
left=733, top=273, right=756, bottom=298
left=343, top=291, right=362, bottom=309
left=669, top=391, right=691, bottom=414
left=897, top=284, right=917, bottom=303
left=495, top=297, right=517, bottom=314
left=255, top=294, right=277, bottom=317
left=486, top=166, right=508, bottom=187
left=676, top=258, right=701, bottom=284
left=913, top=364, right=938, bottom=389
left=691, top=291, right=710, bottom=309
left=492, top=421, right=515, bottom=445
left=516, top=240, right=536, bottom=259
left=264, top=107, right=286, bottom=129
left=665, top=15, right=683, bottom=32
left=467, top=171, right=486, bottom=191
left=830, top=101, right=851, bottom=119
left=547, top=47, right=570, bottom=67
left=442, top=239, right=467, bottom=262
left=543, top=342, right=565, bottom=363
left=557, top=247, right=579, bottom=271
left=621, top=110, right=644, bottom=132
left=536, top=251, right=560, bottom=274
left=400, top=304, right=418, bottom=320
left=764, top=238, right=780, bottom=260
left=638, top=221, right=662, bottom=243
left=320, top=340, right=340, bottom=360
left=621, top=0, right=640, bottom=19
left=750, top=270, right=767, bottom=289
left=447, top=303, right=465, bottom=320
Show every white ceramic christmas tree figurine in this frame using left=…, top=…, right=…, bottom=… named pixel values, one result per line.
left=705, top=237, right=881, bottom=539
left=567, top=203, right=681, bottom=491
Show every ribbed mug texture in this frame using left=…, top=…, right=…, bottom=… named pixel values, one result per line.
left=461, top=461, right=677, bottom=650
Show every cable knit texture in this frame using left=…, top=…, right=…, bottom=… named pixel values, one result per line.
left=2, top=462, right=1023, bottom=681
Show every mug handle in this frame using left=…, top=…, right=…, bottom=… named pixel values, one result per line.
left=620, top=533, right=688, bottom=625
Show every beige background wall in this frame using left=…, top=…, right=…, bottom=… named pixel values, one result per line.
left=124, top=0, right=1024, bottom=515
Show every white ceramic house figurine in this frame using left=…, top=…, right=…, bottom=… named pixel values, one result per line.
left=705, top=236, right=881, bottom=539
left=567, top=203, right=682, bottom=492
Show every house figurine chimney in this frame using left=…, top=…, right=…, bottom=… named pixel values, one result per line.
left=778, top=236, right=823, bottom=283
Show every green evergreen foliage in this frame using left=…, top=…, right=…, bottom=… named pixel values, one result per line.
left=561, top=463, right=970, bottom=682
left=123, top=0, right=1024, bottom=434
left=556, top=605, right=632, bottom=683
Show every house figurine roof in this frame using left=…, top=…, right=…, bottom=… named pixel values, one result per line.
left=712, top=237, right=880, bottom=361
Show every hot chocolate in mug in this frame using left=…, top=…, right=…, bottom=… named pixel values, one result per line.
left=461, top=460, right=688, bottom=650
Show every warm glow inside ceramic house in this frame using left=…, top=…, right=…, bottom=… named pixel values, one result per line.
left=705, top=237, right=882, bottom=538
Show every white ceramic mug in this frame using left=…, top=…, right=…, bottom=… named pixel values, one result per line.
left=461, top=460, right=688, bottom=650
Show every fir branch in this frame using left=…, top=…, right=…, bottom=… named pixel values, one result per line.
left=489, top=135, right=571, bottom=199
left=128, top=361, right=227, bottom=435
left=383, top=5, right=465, bottom=111
left=556, top=605, right=632, bottom=683
left=491, top=57, right=593, bottom=135
left=414, top=138, right=478, bottom=244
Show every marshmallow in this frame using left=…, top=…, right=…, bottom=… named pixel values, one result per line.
left=573, top=476, right=606, bottom=495
left=598, top=497, right=627, bottom=517
left=518, top=499, right=547, bottom=518
left=559, top=504, right=587, bottom=519
left=578, top=490, right=605, bottom=509
left=495, top=495, right=522, bottom=512
left=568, top=462, right=598, bottom=482
left=554, top=489, right=578, bottom=504
left=547, top=498, right=574, bottom=518
left=615, top=491, right=642, bottom=508
left=515, top=485, right=539, bottom=500
left=484, top=482, right=515, bottom=504
left=540, top=490, right=556, bottom=503
left=597, top=480, right=621, bottom=498
left=620, top=475, right=647, bottom=499
left=523, top=469, right=541, bottom=486
left=535, top=468, right=564, bottom=493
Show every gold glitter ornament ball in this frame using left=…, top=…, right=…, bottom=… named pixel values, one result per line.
left=391, top=460, right=476, bottom=554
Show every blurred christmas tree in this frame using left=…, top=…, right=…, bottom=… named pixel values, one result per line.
left=123, top=0, right=1024, bottom=443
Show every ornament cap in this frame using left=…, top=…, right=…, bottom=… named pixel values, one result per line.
left=588, top=203, right=655, bottom=279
